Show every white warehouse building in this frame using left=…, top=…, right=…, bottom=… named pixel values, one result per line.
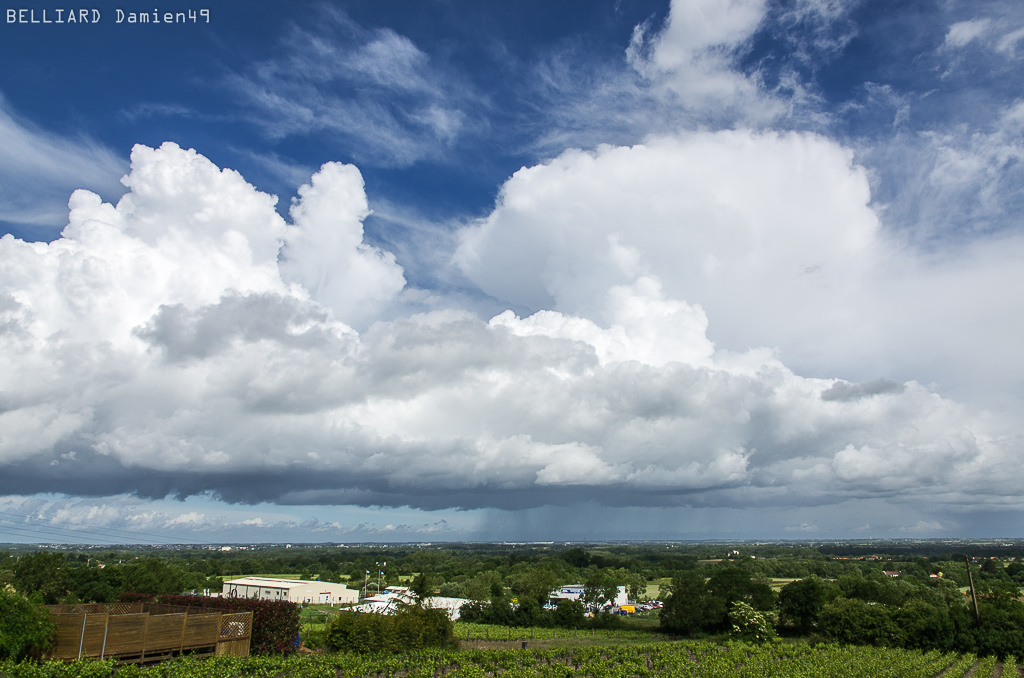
left=222, top=577, right=360, bottom=605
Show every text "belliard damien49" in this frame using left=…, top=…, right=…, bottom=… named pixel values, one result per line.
left=6, top=8, right=211, bottom=23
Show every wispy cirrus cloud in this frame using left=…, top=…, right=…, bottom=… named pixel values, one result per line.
left=0, top=96, right=125, bottom=234
left=225, top=7, right=475, bottom=167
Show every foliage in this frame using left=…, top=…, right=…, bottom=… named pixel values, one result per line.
left=159, top=594, right=300, bottom=655
left=0, top=588, right=57, bottom=661
left=509, top=566, right=562, bottom=607
left=326, top=604, right=455, bottom=653
left=581, top=569, right=619, bottom=612
left=779, top=575, right=837, bottom=633
left=408, top=571, right=436, bottom=601
left=659, top=570, right=726, bottom=635
left=119, top=558, right=204, bottom=595
left=458, top=596, right=623, bottom=630
left=0, top=640, right=997, bottom=678
left=455, top=620, right=657, bottom=641
left=8, top=541, right=1024, bottom=660
left=551, top=598, right=586, bottom=628
left=894, top=598, right=955, bottom=651
left=729, top=601, right=776, bottom=643
left=12, top=553, right=67, bottom=605
left=819, top=597, right=900, bottom=647
left=706, top=566, right=777, bottom=611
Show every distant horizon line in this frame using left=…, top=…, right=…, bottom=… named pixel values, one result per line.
left=3, top=536, right=1021, bottom=548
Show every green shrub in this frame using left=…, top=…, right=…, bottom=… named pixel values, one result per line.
left=728, top=601, right=776, bottom=643
left=0, top=588, right=57, bottom=661
left=326, top=604, right=455, bottom=654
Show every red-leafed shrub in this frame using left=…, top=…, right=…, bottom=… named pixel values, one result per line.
left=159, top=594, right=300, bottom=655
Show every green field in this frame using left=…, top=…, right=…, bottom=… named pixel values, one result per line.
left=2, top=641, right=1013, bottom=678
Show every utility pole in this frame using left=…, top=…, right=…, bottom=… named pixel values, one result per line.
left=965, top=556, right=981, bottom=626
left=376, top=561, right=386, bottom=595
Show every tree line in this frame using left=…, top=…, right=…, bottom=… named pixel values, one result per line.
left=4, top=541, right=1024, bottom=659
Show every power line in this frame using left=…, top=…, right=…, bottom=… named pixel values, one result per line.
left=0, top=523, right=130, bottom=545
left=0, top=510, right=220, bottom=546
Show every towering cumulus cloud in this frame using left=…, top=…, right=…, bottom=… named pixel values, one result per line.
left=279, top=161, right=406, bottom=327
left=455, top=131, right=879, bottom=367
left=0, top=140, right=1020, bottom=518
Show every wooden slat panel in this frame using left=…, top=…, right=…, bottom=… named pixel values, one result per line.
left=215, top=637, right=251, bottom=657
left=46, top=607, right=249, bottom=663
left=143, top=614, right=186, bottom=652
left=49, top=614, right=85, bottom=659
left=103, top=614, right=150, bottom=655
left=182, top=613, right=220, bottom=648
left=80, top=613, right=109, bottom=657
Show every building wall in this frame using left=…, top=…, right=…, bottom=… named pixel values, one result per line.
left=222, top=578, right=359, bottom=605
left=550, top=585, right=629, bottom=607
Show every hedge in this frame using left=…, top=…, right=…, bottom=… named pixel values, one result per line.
left=158, top=595, right=300, bottom=655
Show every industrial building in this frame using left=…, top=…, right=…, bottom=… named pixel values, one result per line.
left=348, top=586, right=468, bottom=620
left=549, top=584, right=629, bottom=609
left=221, top=577, right=359, bottom=605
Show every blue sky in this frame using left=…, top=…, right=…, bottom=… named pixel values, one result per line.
left=2, top=0, right=1024, bottom=544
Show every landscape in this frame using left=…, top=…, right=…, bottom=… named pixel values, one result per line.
left=3, top=539, right=1024, bottom=675
left=2, top=0, right=1024, bottom=674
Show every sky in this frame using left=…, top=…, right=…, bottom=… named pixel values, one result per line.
left=1, top=0, right=1023, bottom=545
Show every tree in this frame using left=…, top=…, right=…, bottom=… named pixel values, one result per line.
left=0, top=551, right=12, bottom=588
left=509, top=566, right=561, bottom=607
left=980, top=559, right=1001, bottom=576
left=12, top=552, right=67, bottom=604
left=410, top=571, right=436, bottom=602
left=706, top=567, right=776, bottom=611
left=625, top=571, right=648, bottom=602
left=464, top=571, right=503, bottom=601
left=561, top=547, right=590, bottom=569
left=895, top=598, right=954, bottom=651
left=779, top=576, right=836, bottom=633
left=552, top=599, right=585, bottom=628
left=659, top=570, right=726, bottom=636
left=581, top=569, right=618, bottom=612
left=1006, top=562, right=1024, bottom=583
left=0, top=588, right=57, bottom=661
left=437, top=581, right=467, bottom=598
left=120, top=558, right=201, bottom=595
left=819, top=597, right=899, bottom=647
left=64, top=565, right=119, bottom=603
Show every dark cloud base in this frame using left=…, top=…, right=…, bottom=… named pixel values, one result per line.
left=0, top=447, right=931, bottom=514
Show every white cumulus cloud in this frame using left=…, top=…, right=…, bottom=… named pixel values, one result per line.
left=1, top=139, right=1022, bottom=522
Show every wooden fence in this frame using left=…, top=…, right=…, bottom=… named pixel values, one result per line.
left=45, top=603, right=252, bottom=663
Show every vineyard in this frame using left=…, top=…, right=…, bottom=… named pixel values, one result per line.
left=2, top=641, right=1019, bottom=678
left=453, top=621, right=662, bottom=643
